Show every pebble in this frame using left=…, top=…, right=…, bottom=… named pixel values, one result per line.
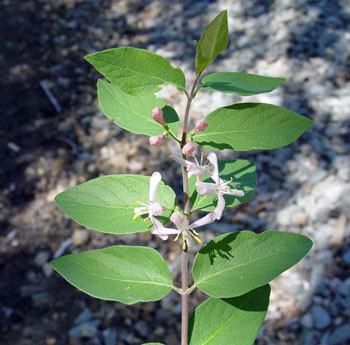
left=102, top=328, right=118, bottom=345
left=74, top=308, right=93, bottom=325
left=72, top=229, right=90, bottom=246
left=329, top=324, right=350, bottom=345
left=300, top=312, right=313, bottom=329
left=34, top=251, right=50, bottom=267
left=134, top=320, right=148, bottom=337
left=311, top=305, right=332, bottom=330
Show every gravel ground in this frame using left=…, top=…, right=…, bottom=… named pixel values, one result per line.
left=1, top=0, right=349, bottom=344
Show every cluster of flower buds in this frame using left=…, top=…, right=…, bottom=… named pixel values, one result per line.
left=149, top=107, right=208, bottom=152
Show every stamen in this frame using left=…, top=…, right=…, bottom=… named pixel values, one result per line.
left=194, top=236, right=202, bottom=244
left=133, top=214, right=140, bottom=221
left=200, top=152, right=204, bottom=165
left=143, top=195, right=147, bottom=201
left=192, top=229, right=199, bottom=236
left=182, top=240, right=187, bottom=251
left=183, top=231, right=188, bottom=238
left=144, top=217, right=149, bottom=223
left=174, top=233, right=180, bottom=242
left=135, top=197, right=140, bottom=203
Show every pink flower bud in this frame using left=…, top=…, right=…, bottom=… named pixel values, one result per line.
left=194, top=119, right=208, bottom=132
left=149, top=134, right=165, bottom=147
left=151, top=107, right=165, bottom=125
left=182, top=141, right=195, bottom=155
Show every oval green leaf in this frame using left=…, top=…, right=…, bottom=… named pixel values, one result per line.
left=200, top=72, right=286, bottom=96
left=188, top=285, right=270, bottom=345
left=98, top=79, right=179, bottom=136
left=85, top=47, right=186, bottom=95
left=55, top=175, right=177, bottom=234
left=193, top=103, right=314, bottom=151
left=189, top=159, right=257, bottom=212
left=196, top=10, right=228, bottom=75
left=192, top=231, right=313, bottom=298
left=51, top=246, right=173, bottom=304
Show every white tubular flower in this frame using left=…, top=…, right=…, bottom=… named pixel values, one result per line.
left=152, top=212, right=217, bottom=250
left=196, top=152, right=245, bottom=220
left=169, top=154, right=213, bottom=179
left=133, top=172, right=163, bottom=221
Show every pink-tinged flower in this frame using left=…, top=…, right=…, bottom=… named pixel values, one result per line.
left=151, top=107, right=165, bottom=125
left=134, top=172, right=163, bottom=221
left=194, top=119, right=208, bottom=133
left=182, top=141, right=195, bottom=155
left=149, top=134, right=165, bottom=146
left=152, top=212, right=217, bottom=249
left=169, top=154, right=213, bottom=179
left=196, top=152, right=245, bottom=220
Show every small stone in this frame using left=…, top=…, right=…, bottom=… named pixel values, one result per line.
left=300, top=330, right=316, bottom=345
left=154, top=326, right=165, bottom=337
left=312, top=305, right=332, bottom=330
left=336, top=278, right=350, bottom=297
left=43, top=262, right=53, bottom=277
left=102, top=328, right=118, bottom=345
left=134, top=320, right=148, bottom=337
left=31, top=292, right=51, bottom=308
left=34, top=251, right=50, bottom=266
left=57, top=77, right=70, bottom=88
left=342, top=249, right=350, bottom=265
left=79, top=321, right=100, bottom=338
left=300, top=313, right=313, bottom=329
left=330, top=324, right=350, bottom=345
left=72, top=230, right=89, bottom=246
left=45, top=337, right=57, bottom=345
left=74, top=308, right=93, bottom=325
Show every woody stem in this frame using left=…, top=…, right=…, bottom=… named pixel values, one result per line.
left=181, top=73, right=201, bottom=345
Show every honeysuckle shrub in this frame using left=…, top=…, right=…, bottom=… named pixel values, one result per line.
left=51, top=10, right=313, bottom=345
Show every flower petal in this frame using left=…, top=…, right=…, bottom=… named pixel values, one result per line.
left=149, top=171, right=162, bottom=202
left=169, top=155, right=192, bottom=168
left=226, top=188, right=245, bottom=197
left=170, top=213, right=189, bottom=231
left=134, top=207, right=149, bottom=215
left=214, top=193, right=225, bottom=220
left=190, top=212, right=217, bottom=229
left=208, top=152, right=219, bottom=184
left=187, top=164, right=206, bottom=179
left=150, top=202, right=163, bottom=217
left=195, top=181, right=217, bottom=196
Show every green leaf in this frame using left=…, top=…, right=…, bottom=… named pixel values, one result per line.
left=55, top=175, right=176, bottom=234
left=188, top=285, right=270, bottom=345
left=51, top=246, right=173, bottom=304
left=85, top=47, right=186, bottom=95
left=142, top=344, right=165, bottom=345
left=200, top=72, right=286, bottom=96
left=98, top=79, right=179, bottom=136
left=193, top=103, right=314, bottom=151
left=189, top=159, right=257, bottom=212
left=196, top=10, right=228, bottom=75
left=192, top=231, right=313, bottom=298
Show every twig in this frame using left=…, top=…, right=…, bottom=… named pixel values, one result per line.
left=40, top=80, right=62, bottom=114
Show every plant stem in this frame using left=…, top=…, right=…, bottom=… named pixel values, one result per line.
left=180, top=73, right=201, bottom=345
